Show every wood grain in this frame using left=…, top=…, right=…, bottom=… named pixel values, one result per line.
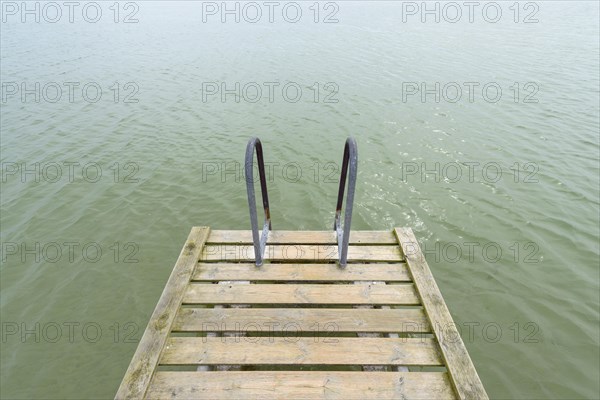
left=183, top=283, right=420, bottom=305
left=207, top=230, right=397, bottom=244
left=173, top=307, right=431, bottom=333
left=146, top=371, right=457, bottom=399
left=160, top=337, right=443, bottom=366
left=193, top=262, right=410, bottom=282
left=200, top=244, right=402, bottom=262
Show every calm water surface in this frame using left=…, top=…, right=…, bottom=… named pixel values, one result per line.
left=1, top=2, right=599, bottom=399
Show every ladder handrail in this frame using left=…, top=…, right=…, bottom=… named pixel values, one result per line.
left=334, top=137, right=358, bottom=268
left=244, top=137, right=357, bottom=267
left=245, top=137, right=271, bottom=266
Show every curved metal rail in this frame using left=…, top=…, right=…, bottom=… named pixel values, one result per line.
left=245, top=137, right=271, bottom=266
left=245, top=137, right=357, bottom=267
left=334, top=137, right=358, bottom=267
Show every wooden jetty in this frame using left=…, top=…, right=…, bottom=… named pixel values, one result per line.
left=115, top=227, right=488, bottom=399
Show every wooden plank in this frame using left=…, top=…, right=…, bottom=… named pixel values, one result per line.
left=146, top=371, right=457, bottom=399
left=201, top=244, right=402, bottom=262
left=208, top=230, right=397, bottom=244
left=353, top=281, right=394, bottom=372
left=183, top=283, right=420, bottom=305
left=160, top=337, right=443, bottom=366
left=115, top=227, right=211, bottom=400
left=394, top=228, right=488, bottom=400
left=173, top=308, right=431, bottom=333
left=193, top=262, right=410, bottom=282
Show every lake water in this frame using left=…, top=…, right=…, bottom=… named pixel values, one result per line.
left=1, top=1, right=599, bottom=398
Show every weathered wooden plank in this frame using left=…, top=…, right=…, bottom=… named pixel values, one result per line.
left=193, top=262, right=410, bottom=282
left=208, top=230, right=397, bottom=244
left=201, top=244, right=402, bottom=262
left=146, top=371, right=457, bottom=399
left=183, top=283, right=420, bottom=305
left=394, top=228, right=488, bottom=400
left=160, top=337, right=443, bottom=366
left=353, top=281, right=396, bottom=372
left=173, top=308, right=431, bottom=333
left=115, top=227, right=211, bottom=400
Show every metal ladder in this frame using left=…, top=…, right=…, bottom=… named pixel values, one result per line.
left=245, top=137, right=357, bottom=267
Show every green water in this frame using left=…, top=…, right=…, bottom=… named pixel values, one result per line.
left=1, top=1, right=599, bottom=399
